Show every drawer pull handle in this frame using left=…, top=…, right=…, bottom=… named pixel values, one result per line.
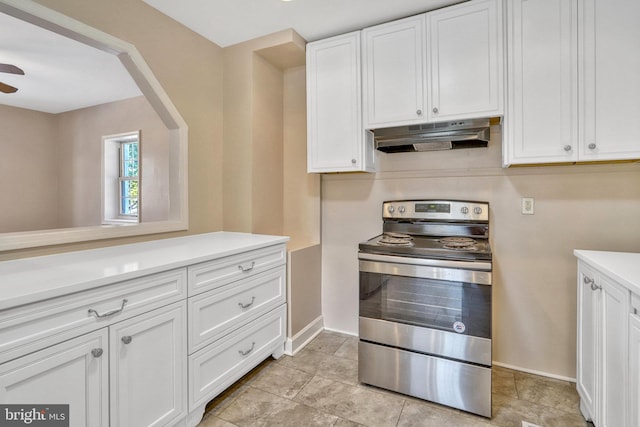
left=238, top=262, right=255, bottom=272
left=238, top=296, right=256, bottom=309
left=91, top=348, right=103, bottom=358
left=238, top=342, right=256, bottom=356
left=88, top=299, right=128, bottom=319
left=121, top=336, right=133, bottom=345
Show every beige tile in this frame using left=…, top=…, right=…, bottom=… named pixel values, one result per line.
left=203, top=378, right=251, bottom=417
left=218, top=387, right=342, bottom=427
left=489, top=392, right=587, bottom=427
left=306, top=332, right=349, bottom=354
left=198, top=414, right=238, bottom=427
left=278, top=348, right=358, bottom=385
left=294, top=375, right=405, bottom=426
left=398, top=399, right=493, bottom=427
left=250, top=364, right=313, bottom=399
left=492, top=367, right=518, bottom=399
left=334, top=338, right=358, bottom=360
left=490, top=393, right=543, bottom=427
left=514, top=371, right=580, bottom=414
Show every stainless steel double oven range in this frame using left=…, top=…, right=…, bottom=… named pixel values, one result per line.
left=358, top=200, right=492, bottom=417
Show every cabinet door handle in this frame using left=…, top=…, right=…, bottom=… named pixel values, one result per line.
left=238, top=342, right=256, bottom=356
left=88, top=299, right=128, bottom=319
left=238, top=262, right=255, bottom=272
left=238, top=296, right=256, bottom=309
left=91, top=348, right=103, bottom=358
left=121, top=336, right=133, bottom=345
left=432, top=107, right=439, bottom=114
left=563, top=145, right=572, bottom=152
left=588, top=143, right=597, bottom=150
left=584, top=276, right=601, bottom=291
left=416, top=109, right=423, bottom=115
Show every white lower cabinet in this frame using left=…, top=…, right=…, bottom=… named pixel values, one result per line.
left=0, top=302, right=187, bottom=427
left=577, top=258, right=630, bottom=427
left=629, top=295, right=640, bottom=427
left=109, top=301, right=187, bottom=427
left=0, top=236, right=287, bottom=427
left=0, top=329, right=109, bottom=427
left=189, top=305, right=286, bottom=412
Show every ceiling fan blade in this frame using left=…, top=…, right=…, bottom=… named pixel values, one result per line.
left=0, top=82, right=18, bottom=93
left=0, top=64, right=25, bottom=75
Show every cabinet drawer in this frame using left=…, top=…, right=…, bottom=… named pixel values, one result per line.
left=188, top=304, right=286, bottom=410
left=188, top=266, right=286, bottom=354
left=188, top=244, right=286, bottom=296
left=0, top=269, right=186, bottom=364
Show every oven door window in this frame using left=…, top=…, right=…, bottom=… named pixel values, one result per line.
left=359, top=271, right=491, bottom=339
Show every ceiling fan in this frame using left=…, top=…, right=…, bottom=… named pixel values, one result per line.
left=0, top=63, right=25, bottom=94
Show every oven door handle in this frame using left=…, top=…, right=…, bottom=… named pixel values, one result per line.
left=358, top=252, right=492, bottom=272
left=358, top=254, right=492, bottom=285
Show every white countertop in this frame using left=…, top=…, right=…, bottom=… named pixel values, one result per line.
left=574, top=250, right=640, bottom=296
left=0, top=232, right=289, bottom=311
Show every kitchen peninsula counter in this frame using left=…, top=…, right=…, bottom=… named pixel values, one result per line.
left=0, top=231, right=289, bottom=310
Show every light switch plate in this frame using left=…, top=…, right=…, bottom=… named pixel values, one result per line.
left=522, top=197, right=535, bottom=215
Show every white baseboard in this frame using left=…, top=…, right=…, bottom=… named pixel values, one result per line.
left=493, top=361, right=576, bottom=383
left=285, top=315, right=324, bottom=356
left=322, top=326, right=358, bottom=338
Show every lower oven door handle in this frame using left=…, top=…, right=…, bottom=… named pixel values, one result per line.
left=359, top=256, right=492, bottom=285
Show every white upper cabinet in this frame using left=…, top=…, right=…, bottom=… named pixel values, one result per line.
left=504, top=0, right=578, bottom=165
left=579, top=0, right=640, bottom=162
left=504, top=0, right=640, bottom=166
left=427, top=0, right=504, bottom=122
left=306, top=31, right=375, bottom=173
left=362, top=15, right=426, bottom=128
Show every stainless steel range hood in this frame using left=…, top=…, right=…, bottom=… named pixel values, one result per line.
left=373, top=118, right=494, bottom=153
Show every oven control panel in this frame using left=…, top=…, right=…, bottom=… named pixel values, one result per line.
left=382, top=200, right=489, bottom=222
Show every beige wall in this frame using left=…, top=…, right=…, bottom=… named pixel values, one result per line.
left=1, top=0, right=224, bottom=260
left=57, top=96, right=170, bottom=227
left=0, top=97, right=168, bottom=231
left=321, top=126, right=640, bottom=379
left=0, top=105, right=59, bottom=232
left=222, top=31, right=322, bottom=338
left=283, top=66, right=321, bottom=249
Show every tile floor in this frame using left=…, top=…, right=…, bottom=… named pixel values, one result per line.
left=197, top=331, right=591, bottom=427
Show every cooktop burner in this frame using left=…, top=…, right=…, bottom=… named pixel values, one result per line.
left=439, top=237, right=478, bottom=250
left=378, top=232, right=414, bottom=246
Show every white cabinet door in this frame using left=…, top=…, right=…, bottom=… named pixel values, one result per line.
left=629, top=303, right=640, bottom=427
left=427, top=0, right=504, bottom=122
left=577, top=263, right=598, bottom=422
left=504, top=0, right=578, bottom=165
left=363, top=15, right=426, bottom=128
left=0, top=329, right=109, bottom=427
left=306, top=32, right=375, bottom=173
left=109, top=301, right=187, bottom=427
left=599, top=275, right=628, bottom=427
left=579, top=0, right=640, bottom=162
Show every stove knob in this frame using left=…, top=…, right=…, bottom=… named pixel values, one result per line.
left=387, top=206, right=395, bottom=214
left=474, top=207, right=483, bottom=215
left=398, top=206, right=406, bottom=214
left=460, top=207, right=469, bottom=215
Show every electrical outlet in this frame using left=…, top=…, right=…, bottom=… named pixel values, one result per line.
left=522, top=197, right=535, bottom=215
left=522, top=422, right=542, bottom=427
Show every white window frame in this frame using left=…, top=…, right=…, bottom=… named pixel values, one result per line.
left=102, top=131, right=141, bottom=224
